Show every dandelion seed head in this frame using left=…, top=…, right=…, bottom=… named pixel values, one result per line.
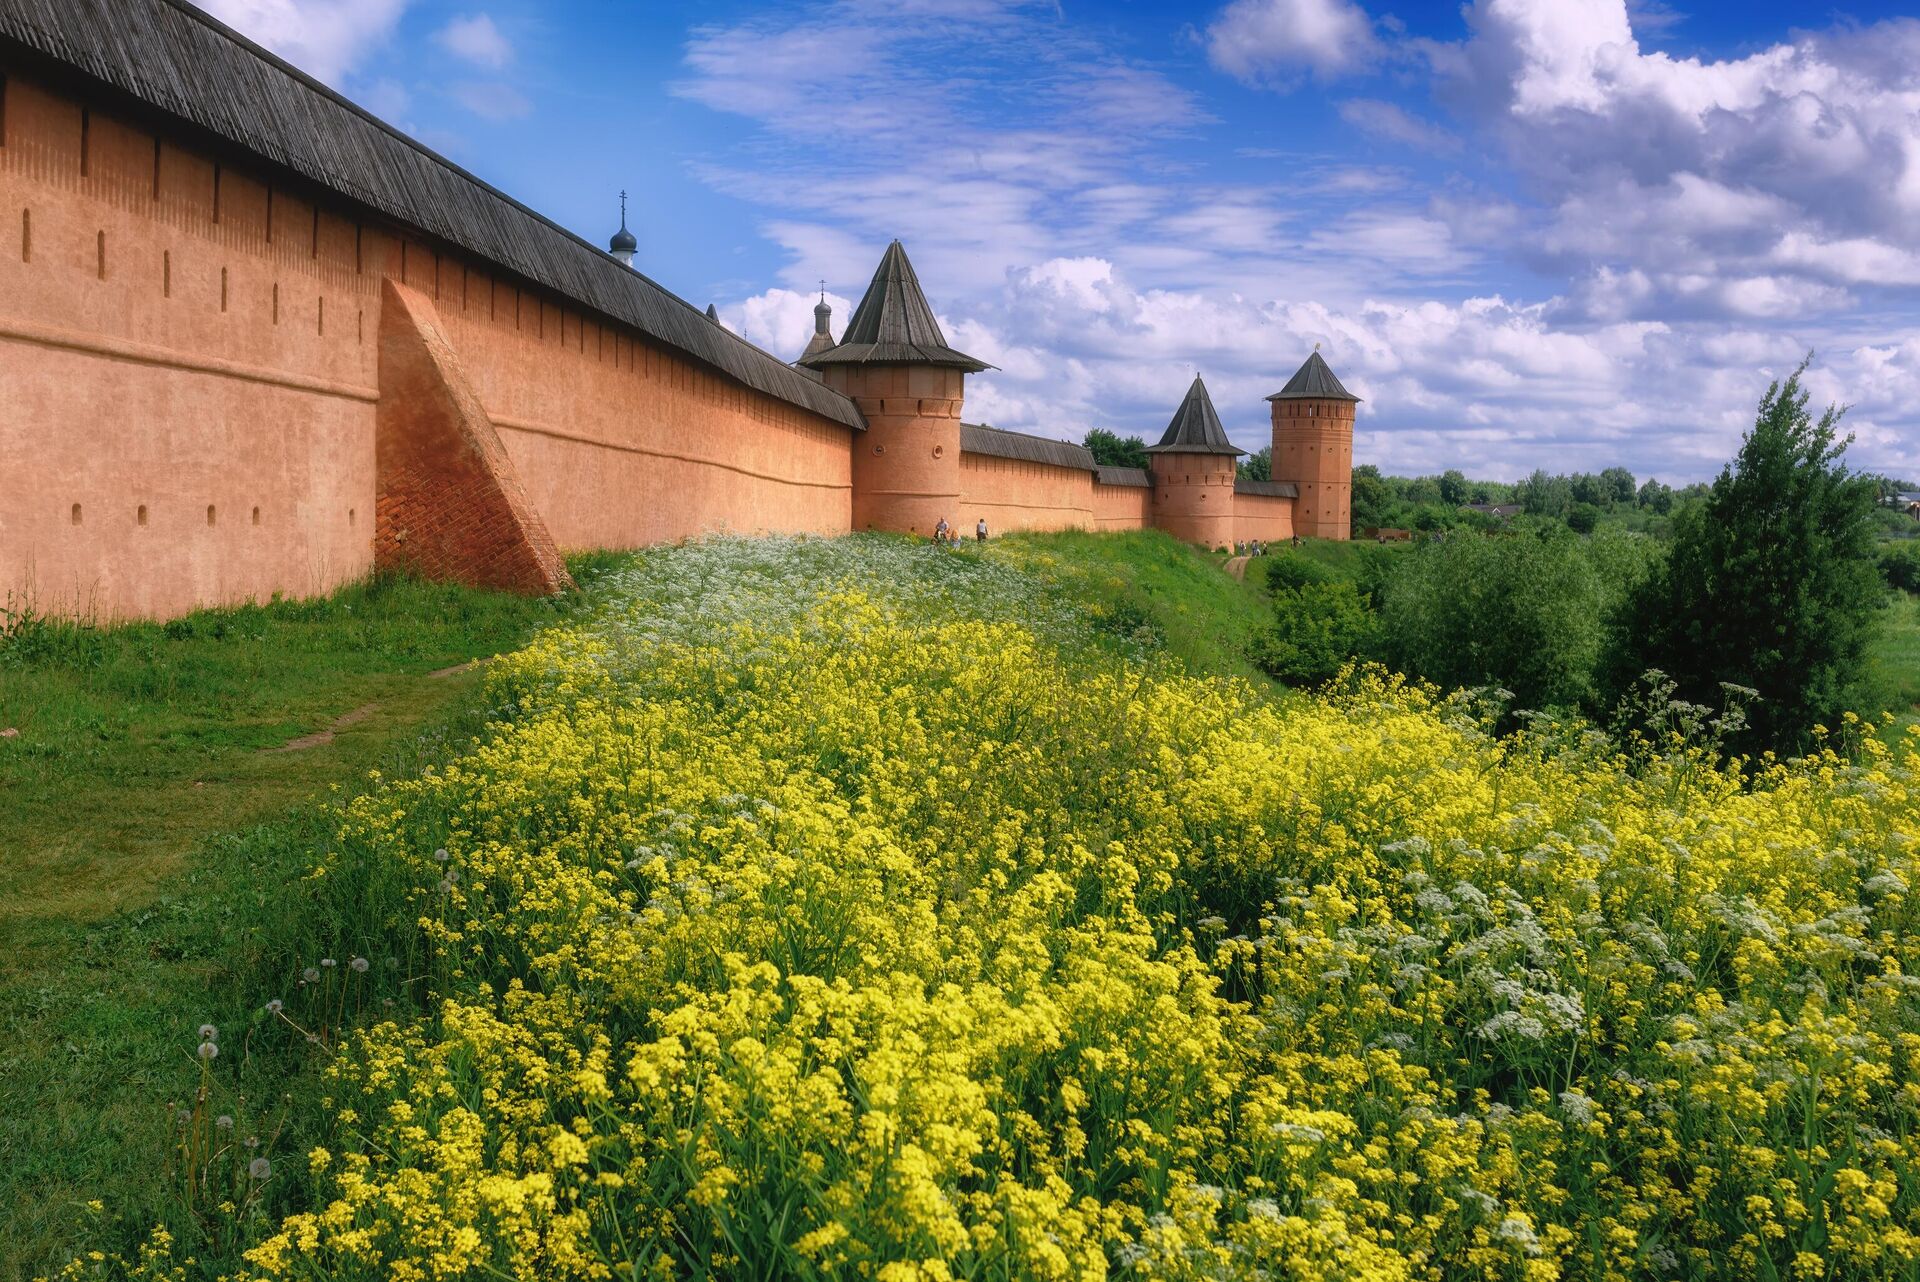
left=249, top=1158, right=272, bottom=1181
left=197, top=1041, right=218, bottom=1060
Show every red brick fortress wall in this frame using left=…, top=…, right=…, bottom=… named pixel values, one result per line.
left=0, top=69, right=854, bottom=619
left=957, top=453, right=1096, bottom=532
left=0, top=75, right=378, bottom=620
left=1092, top=481, right=1151, bottom=531
left=1233, top=493, right=1295, bottom=544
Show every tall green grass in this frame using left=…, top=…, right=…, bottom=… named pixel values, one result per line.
left=0, top=559, right=619, bottom=1281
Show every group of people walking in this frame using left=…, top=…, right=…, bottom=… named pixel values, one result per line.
left=932, top=518, right=988, bottom=548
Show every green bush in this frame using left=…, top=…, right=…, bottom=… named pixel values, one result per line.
left=1249, top=580, right=1378, bottom=686
left=1377, top=528, right=1657, bottom=713
left=1880, top=541, right=1920, bottom=594
left=1259, top=553, right=1334, bottom=595
left=1566, top=503, right=1601, bottom=535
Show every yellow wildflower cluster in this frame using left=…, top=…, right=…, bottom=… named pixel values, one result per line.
left=174, top=540, right=1920, bottom=1278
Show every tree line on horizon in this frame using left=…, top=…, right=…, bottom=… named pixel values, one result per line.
left=1080, top=428, right=1918, bottom=540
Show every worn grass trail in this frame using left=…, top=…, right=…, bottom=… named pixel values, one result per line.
left=0, top=563, right=616, bottom=1282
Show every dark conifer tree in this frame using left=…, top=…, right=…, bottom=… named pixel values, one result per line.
left=1617, top=359, right=1880, bottom=753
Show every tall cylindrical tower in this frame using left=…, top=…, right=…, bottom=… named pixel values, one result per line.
left=1269, top=350, right=1358, bottom=540
left=799, top=242, right=989, bottom=536
left=1146, top=376, right=1244, bottom=551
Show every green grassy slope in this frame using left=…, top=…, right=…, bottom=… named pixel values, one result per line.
left=0, top=561, right=618, bottom=1280
left=991, top=529, right=1273, bottom=681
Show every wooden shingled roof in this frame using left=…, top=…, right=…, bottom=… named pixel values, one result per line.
left=1146, top=376, right=1243, bottom=456
left=1234, top=478, right=1299, bottom=498
left=0, top=0, right=865, bottom=432
left=801, top=241, right=991, bottom=372
left=960, top=423, right=1097, bottom=472
left=1095, top=465, right=1151, bottom=488
left=1268, top=350, right=1360, bottom=402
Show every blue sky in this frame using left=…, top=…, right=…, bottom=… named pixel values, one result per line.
left=203, top=0, right=1920, bottom=482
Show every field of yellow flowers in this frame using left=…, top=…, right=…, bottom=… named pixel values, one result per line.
left=75, top=536, right=1920, bottom=1280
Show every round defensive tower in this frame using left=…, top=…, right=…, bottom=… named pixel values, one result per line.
left=798, top=241, right=990, bottom=536
left=1269, top=348, right=1358, bottom=540
left=1146, top=376, right=1243, bottom=552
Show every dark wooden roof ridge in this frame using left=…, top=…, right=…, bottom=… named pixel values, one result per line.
left=1146, top=375, right=1243, bottom=456
left=0, top=0, right=865, bottom=432
left=800, top=241, right=992, bottom=372
left=1094, top=465, right=1151, bottom=488
left=1267, top=350, right=1360, bottom=402
left=959, top=422, right=1097, bottom=472
left=1234, top=478, right=1299, bottom=498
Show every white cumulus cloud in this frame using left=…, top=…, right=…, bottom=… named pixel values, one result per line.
left=199, top=0, right=409, bottom=84
left=436, top=13, right=513, bottom=69
left=1206, top=0, right=1381, bottom=83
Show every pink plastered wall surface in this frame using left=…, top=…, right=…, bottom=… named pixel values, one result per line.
left=958, top=453, right=1097, bottom=532
left=0, top=71, right=853, bottom=619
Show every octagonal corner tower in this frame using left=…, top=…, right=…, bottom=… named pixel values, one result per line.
left=1146, top=376, right=1243, bottom=552
left=1269, top=350, right=1358, bottom=541
left=798, top=241, right=991, bottom=536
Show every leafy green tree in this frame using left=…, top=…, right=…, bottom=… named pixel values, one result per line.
left=1566, top=503, right=1601, bottom=535
left=1571, top=472, right=1610, bottom=508
left=1083, top=429, right=1148, bottom=470
left=1351, top=465, right=1390, bottom=533
left=1636, top=479, right=1674, bottom=514
left=1600, top=467, right=1637, bottom=507
left=1250, top=581, right=1379, bottom=686
left=1239, top=446, right=1272, bottom=482
left=1880, top=542, right=1920, bottom=594
left=1438, top=469, right=1469, bottom=506
left=1518, top=469, right=1573, bottom=517
left=1615, top=360, right=1881, bottom=752
left=1378, top=527, right=1657, bottom=713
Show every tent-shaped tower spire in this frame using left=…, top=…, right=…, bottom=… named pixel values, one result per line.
left=798, top=241, right=990, bottom=371
left=1146, top=375, right=1243, bottom=455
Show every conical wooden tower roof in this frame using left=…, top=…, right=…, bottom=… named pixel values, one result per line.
left=1267, top=349, right=1360, bottom=401
left=798, top=241, right=990, bottom=371
left=1146, top=376, right=1243, bottom=455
